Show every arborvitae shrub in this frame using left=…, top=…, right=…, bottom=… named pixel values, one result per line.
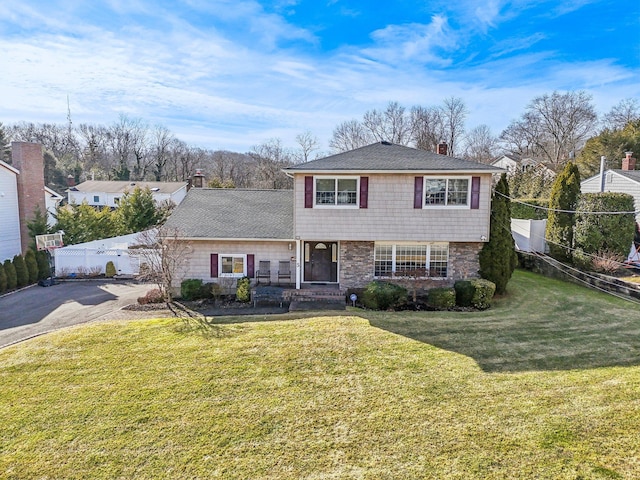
left=105, top=261, right=117, bottom=277
left=479, top=174, right=518, bottom=294
left=0, top=264, right=7, bottom=294
left=4, top=259, right=17, bottom=290
left=546, top=162, right=581, bottom=262
left=36, top=251, right=50, bottom=280
left=427, top=287, right=456, bottom=310
left=236, top=277, right=251, bottom=303
left=13, top=255, right=28, bottom=288
left=362, top=281, right=407, bottom=310
left=25, top=249, right=39, bottom=284
left=180, top=279, right=204, bottom=300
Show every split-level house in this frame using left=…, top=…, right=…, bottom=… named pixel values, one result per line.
left=163, top=142, right=501, bottom=292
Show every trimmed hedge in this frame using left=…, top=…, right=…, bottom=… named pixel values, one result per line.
left=427, top=287, right=456, bottom=310
left=180, top=279, right=204, bottom=300
left=362, top=281, right=407, bottom=310
left=454, top=279, right=496, bottom=310
left=13, top=254, right=28, bottom=288
left=573, top=192, right=635, bottom=269
left=25, top=250, right=39, bottom=284
left=3, top=259, right=17, bottom=291
left=510, top=198, right=549, bottom=220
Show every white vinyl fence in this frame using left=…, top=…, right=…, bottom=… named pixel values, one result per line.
left=54, top=248, right=158, bottom=277
left=511, top=219, right=548, bottom=253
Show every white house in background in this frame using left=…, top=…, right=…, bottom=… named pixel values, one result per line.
left=0, top=160, right=21, bottom=262
left=492, top=154, right=554, bottom=176
left=67, top=180, right=189, bottom=208
left=581, top=152, right=640, bottom=222
left=45, top=186, right=64, bottom=227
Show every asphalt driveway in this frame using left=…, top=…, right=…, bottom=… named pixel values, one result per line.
left=0, top=280, right=154, bottom=348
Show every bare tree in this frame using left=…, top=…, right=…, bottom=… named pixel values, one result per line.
left=411, top=105, right=445, bottom=152
left=294, top=130, right=320, bottom=163
left=329, top=119, right=373, bottom=152
left=441, top=96, right=468, bottom=157
left=150, top=124, right=175, bottom=181
left=136, top=228, right=192, bottom=303
left=106, top=114, right=149, bottom=180
left=500, top=91, right=598, bottom=170
left=602, top=98, right=640, bottom=131
left=462, top=124, right=500, bottom=164
left=249, top=138, right=294, bottom=189
left=362, top=101, right=412, bottom=145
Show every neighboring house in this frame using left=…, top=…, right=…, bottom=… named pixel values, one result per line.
left=164, top=141, right=501, bottom=291
left=581, top=152, right=640, bottom=221
left=0, top=160, right=21, bottom=262
left=67, top=180, right=189, bottom=208
left=45, top=186, right=64, bottom=227
left=492, top=154, right=554, bottom=176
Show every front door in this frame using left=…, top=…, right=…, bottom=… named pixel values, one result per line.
left=304, top=242, right=338, bottom=282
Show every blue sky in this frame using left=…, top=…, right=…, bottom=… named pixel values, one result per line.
left=1, top=0, right=638, bottom=153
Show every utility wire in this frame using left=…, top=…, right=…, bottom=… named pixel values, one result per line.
left=494, top=190, right=639, bottom=215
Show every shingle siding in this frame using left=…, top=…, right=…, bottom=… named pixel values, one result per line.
left=294, top=174, right=492, bottom=242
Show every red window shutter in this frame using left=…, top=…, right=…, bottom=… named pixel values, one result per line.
left=359, top=176, right=369, bottom=209
left=471, top=176, right=480, bottom=209
left=210, top=253, right=219, bottom=278
left=304, top=176, right=313, bottom=208
left=414, top=176, right=423, bottom=209
left=247, top=254, right=255, bottom=278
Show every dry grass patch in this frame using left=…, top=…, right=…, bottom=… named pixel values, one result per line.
left=1, top=270, right=640, bottom=479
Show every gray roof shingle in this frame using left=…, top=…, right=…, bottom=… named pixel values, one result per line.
left=163, top=188, right=293, bottom=239
left=614, top=170, right=640, bottom=184
left=285, top=142, right=502, bottom=172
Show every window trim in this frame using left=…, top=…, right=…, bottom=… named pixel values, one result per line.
left=374, top=242, right=449, bottom=279
left=423, top=176, right=471, bottom=209
left=313, top=175, right=360, bottom=209
left=218, top=253, right=247, bottom=278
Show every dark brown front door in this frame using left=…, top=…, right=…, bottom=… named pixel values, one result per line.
left=304, top=242, right=338, bottom=282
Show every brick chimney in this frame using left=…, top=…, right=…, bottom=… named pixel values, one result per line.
left=437, top=142, right=448, bottom=156
left=622, top=152, right=636, bottom=171
left=66, top=174, right=76, bottom=187
left=11, top=142, right=46, bottom=254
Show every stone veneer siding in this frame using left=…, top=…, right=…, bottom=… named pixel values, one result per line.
left=338, top=241, right=482, bottom=289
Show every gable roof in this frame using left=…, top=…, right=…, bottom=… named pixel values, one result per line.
left=163, top=188, right=293, bottom=240
left=284, top=142, right=502, bottom=173
left=69, top=180, right=187, bottom=194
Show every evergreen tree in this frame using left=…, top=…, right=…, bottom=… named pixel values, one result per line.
left=27, top=205, right=50, bottom=252
left=116, top=187, right=162, bottom=233
left=54, top=201, right=119, bottom=245
left=0, top=263, right=7, bottom=294
left=24, top=249, right=39, bottom=284
left=546, top=162, right=581, bottom=263
left=36, top=251, right=51, bottom=280
left=479, top=173, right=518, bottom=295
left=13, top=254, right=28, bottom=288
left=4, top=259, right=17, bottom=290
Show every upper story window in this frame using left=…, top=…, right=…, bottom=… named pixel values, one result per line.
left=315, top=177, right=358, bottom=207
left=424, top=177, right=469, bottom=207
left=93, top=195, right=100, bottom=203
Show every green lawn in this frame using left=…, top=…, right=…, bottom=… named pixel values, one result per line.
left=2, top=270, right=640, bottom=479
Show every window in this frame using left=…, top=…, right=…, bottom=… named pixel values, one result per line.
left=220, top=254, right=246, bottom=277
left=315, top=177, right=358, bottom=206
left=93, top=195, right=100, bottom=203
left=374, top=243, right=449, bottom=278
left=424, top=178, right=469, bottom=206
